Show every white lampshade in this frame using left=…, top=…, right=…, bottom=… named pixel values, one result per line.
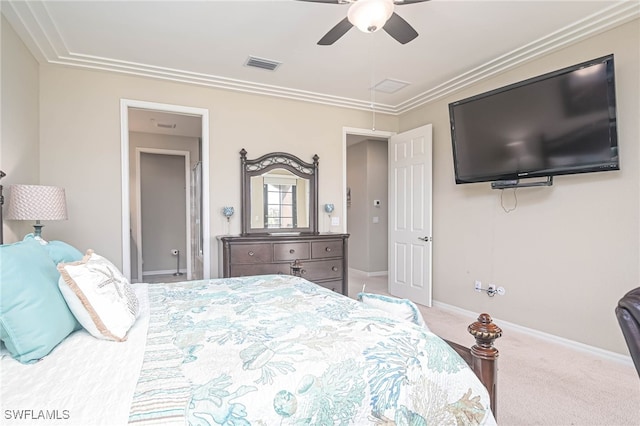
left=6, top=184, right=68, bottom=237
left=348, top=0, right=394, bottom=33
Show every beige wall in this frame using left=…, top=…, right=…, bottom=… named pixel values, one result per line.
left=367, top=140, right=388, bottom=272
left=1, top=16, right=39, bottom=241
left=35, top=64, right=398, bottom=277
left=347, top=142, right=368, bottom=270
left=400, top=19, right=640, bottom=355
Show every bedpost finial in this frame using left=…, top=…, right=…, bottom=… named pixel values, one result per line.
left=240, top=148, right=247, bottom=159
left=468, top=313, right=502, bottom=350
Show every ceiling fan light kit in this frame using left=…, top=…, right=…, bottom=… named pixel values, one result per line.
left=348, top=0, right=394, bottom=33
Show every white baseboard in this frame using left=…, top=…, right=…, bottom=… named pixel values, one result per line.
left=433, top=300, right=634, bottom=367
left=348, top=268, right=388, bottom=277
left=143, top=269, right=178, bottom=276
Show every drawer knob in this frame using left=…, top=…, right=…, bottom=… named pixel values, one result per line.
left=289, top=249, right=295, bottom=254
left=248, top=251, right=254, bottom=256
left=332, top=266, right=338, bottom=272
left=301, top=269, right=306, bottom=275
left=325, top=247, right=332, bottom=252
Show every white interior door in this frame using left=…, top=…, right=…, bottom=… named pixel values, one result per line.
left=388, top=124, right=433, bottom=306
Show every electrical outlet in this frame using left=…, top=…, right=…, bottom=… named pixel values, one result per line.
left=474, top=280, right=482, bottom=292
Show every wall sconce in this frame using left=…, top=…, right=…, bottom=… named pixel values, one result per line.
left=5, top=184, right=68, bottom=239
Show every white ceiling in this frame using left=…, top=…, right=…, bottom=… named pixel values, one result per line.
left=3, top=1, right=638, bottom=115
left=128, top=108, right=203, bottom=138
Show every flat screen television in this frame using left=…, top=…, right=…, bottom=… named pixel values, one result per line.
left=449, top=54, right=619, bottom=186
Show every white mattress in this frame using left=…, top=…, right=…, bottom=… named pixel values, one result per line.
left=0, top=284, right=150, bottom=426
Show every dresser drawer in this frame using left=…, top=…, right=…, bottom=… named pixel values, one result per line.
left=229, top=244, right=272, bottom=264
left=311, top=240, right=343, bottom=259
left=301, top=259, right=342, bottom=281
left=274, top=242, right=310, bottom=261
left=316, top=279, right=343, bottom=293
left=230, top=263, right=290, bottom=277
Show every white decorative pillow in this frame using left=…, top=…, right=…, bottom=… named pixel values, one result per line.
left=357, top=292, right=429, bottom=330
left=57, top=250, right=139, bottom=341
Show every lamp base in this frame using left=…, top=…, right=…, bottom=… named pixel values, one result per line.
left=33, top=222, right=44, bottom=238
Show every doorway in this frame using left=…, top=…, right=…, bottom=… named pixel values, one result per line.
left=120, top=99, right=211, bottom=282
left=343, top=125, right=433, bottom=306
left=344, top=127, right=394, bottom=298
left=345, top=133, right=390, bottom=275
left=137, top=149, right=190, bottom=282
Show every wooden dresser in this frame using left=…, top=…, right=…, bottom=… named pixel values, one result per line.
left=218, top=233, right=349, bottom=295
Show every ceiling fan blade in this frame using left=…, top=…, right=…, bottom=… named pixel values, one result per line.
left=383, top=12, right=418, bottom=44
left=318, top=17, right=353, bottom=45
left=296, top=0, right=343, bottom=3
left=393, top=0, right=430, bottom=4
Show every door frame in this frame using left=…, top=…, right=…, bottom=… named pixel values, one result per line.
left=342, top=127, right=395, bottom=233
left=135, top=148, right=191, bottom=281
left=120, top=99, right=211, bottom=281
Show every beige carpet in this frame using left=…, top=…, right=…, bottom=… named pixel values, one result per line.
left=348, top=271, right=639, bottom=425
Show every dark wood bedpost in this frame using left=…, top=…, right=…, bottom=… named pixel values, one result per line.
left=468, top=313, right=502, bottom=418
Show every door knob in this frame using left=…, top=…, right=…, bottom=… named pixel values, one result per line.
left=417, top=236, right=431, bottom=242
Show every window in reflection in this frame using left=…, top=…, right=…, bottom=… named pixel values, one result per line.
left=264, top=183, right=297, bottom=228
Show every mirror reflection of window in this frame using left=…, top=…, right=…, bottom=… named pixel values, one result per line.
left=264, top=184, right=297, bottom=228
left=250, top=170, right=310, bottom=230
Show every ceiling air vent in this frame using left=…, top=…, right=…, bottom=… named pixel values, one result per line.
left=372, top=78, right=410, bottom=94
left=245, top=56, right=281, bottom=71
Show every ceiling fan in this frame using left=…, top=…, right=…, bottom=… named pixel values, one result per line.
left=298, top=0, right=430, bottom=45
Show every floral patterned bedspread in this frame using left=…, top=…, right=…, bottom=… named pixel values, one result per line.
left=128, top=275, right=496, bottom=425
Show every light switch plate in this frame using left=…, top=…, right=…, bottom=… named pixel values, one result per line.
left=331, top=216, right=340, bottom=226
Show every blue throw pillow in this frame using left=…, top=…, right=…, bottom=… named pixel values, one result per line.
left=22, top=234, right=83, bottom=264
left=0, top=238, right=80, bottom=363
left=44, top=241, right=84, bottom=264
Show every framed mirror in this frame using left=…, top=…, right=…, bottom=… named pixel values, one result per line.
left=240, top=149, right=318, bottom=235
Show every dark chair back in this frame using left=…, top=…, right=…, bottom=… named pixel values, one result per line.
left=616, top=287, right=640, bottom=377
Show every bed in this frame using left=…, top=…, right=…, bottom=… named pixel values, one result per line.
left=0, top=176, right=501, bottom=425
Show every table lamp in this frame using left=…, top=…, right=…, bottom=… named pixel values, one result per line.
left=5, top=184, right=68, bottom=239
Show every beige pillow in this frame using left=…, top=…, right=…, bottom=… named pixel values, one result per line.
left=58, top=250, right=139, bottom=341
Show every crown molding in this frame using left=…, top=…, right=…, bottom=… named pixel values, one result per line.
left=4, top=0, right=638, bottom=115
left=395, top=0, right=640, bottom=114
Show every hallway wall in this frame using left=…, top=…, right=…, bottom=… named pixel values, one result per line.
left=346, top=139, right=388, bottom=274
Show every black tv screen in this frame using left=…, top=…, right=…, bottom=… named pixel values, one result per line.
left=449, top=54, right=619, bottom=185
